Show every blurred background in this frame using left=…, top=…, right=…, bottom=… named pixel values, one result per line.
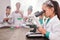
left=0, top=0, right=60, bottom=17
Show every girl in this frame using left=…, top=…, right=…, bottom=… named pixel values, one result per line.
left=36, top=0, right=60, bottom=40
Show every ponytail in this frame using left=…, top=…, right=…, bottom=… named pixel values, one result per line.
left=51, top=1, right=60, bottom=20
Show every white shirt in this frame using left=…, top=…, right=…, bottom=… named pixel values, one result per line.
left=0, top=13, right=13, bottom=27
left=45, top=15, right=60, bottom=40
left=11, top=12, right=23, bottom=26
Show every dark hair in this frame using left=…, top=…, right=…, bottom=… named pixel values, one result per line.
left=44, top=0, right=60, bottom=20
left=6, top=6, right=11, bottom=9
left=28, top=6, right=33, bottom=11
left=51, top=1, right=60, bottom=20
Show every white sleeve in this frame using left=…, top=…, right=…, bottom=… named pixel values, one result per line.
left=49, top=24, right=60, bottom=40
left=8, top=13, right=14, bottom=23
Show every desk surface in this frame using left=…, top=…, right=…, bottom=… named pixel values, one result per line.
left=0, top=28, right=30, bottom=40
left=0, top=28, right=49, bottom=40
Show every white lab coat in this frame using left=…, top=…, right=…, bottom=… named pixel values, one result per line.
left=11, top=12, right=23, bottom=27
left=44, top=15, right=60, bottom=40
left=0, top=13, right=13, bottom=27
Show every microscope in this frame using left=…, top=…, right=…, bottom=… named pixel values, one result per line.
left=26, top=10, right=45, bottom=38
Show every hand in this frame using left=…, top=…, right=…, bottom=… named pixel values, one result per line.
left=23, top=17, right=28, bottom=21
left=37, top=27, right=46, bottom=34
left=3, top=18, right=9, bottom=22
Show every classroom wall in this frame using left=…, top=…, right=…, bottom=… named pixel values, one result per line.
left=0, top=0, right=60, bottom=15
left=0, top=0, right=11, bottom=16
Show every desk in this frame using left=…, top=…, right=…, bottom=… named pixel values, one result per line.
left=0, top=28, right=49, bottom=40
left=0, top=28, right=30, bottom=40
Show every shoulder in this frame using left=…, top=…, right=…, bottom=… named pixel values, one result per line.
left=52, top=18, right=60, bottom=28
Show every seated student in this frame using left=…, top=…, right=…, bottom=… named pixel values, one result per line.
left=35, top=0, right=60, bottom=40
left=24, top=6, right=34, bottom=24
left=0, top=6, right=13, bottom=27
left=27, top=6, right=33, bottom=17
left=12, top=2, right=23, bottom=27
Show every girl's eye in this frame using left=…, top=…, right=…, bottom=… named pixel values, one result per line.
left=43, top=10, right=46, bottom=12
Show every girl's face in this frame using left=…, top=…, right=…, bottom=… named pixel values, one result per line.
left=28, top=10, right=32, bottom=15
left=42, top=4, right=54, bottom=17
left=6, top=8, right=11, bottom=14
left=16, top=3, right=20, bottom=9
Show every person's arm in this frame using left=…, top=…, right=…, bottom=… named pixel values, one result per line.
left=19, top=11, right=23, bottom=18
left=38, top=24, right=60, bottom=40
left=8, top=13, right=14, bottom=24
left=48, top=24, right=60, bottom=40
left=38, top=28, right=50, bottom=38
left=23, top=17, right=28, bottom=22
left=8, top=18, right=13, bottom=24
left=0, top=15, right=9, bottom=23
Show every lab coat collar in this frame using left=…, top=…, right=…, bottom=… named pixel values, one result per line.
left=46, top=15, right=58, bottom=25
left=50, top=15, right=57, bottom=21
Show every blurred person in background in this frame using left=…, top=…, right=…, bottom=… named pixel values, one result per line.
left=0, top=6, right=13, bottom=27
left=11, top=2, right=23, bottom=27
left=24, top=6, right=33, bottom=23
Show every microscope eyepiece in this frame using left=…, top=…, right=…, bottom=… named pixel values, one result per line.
left=35, top=10, right=45, bottom=17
